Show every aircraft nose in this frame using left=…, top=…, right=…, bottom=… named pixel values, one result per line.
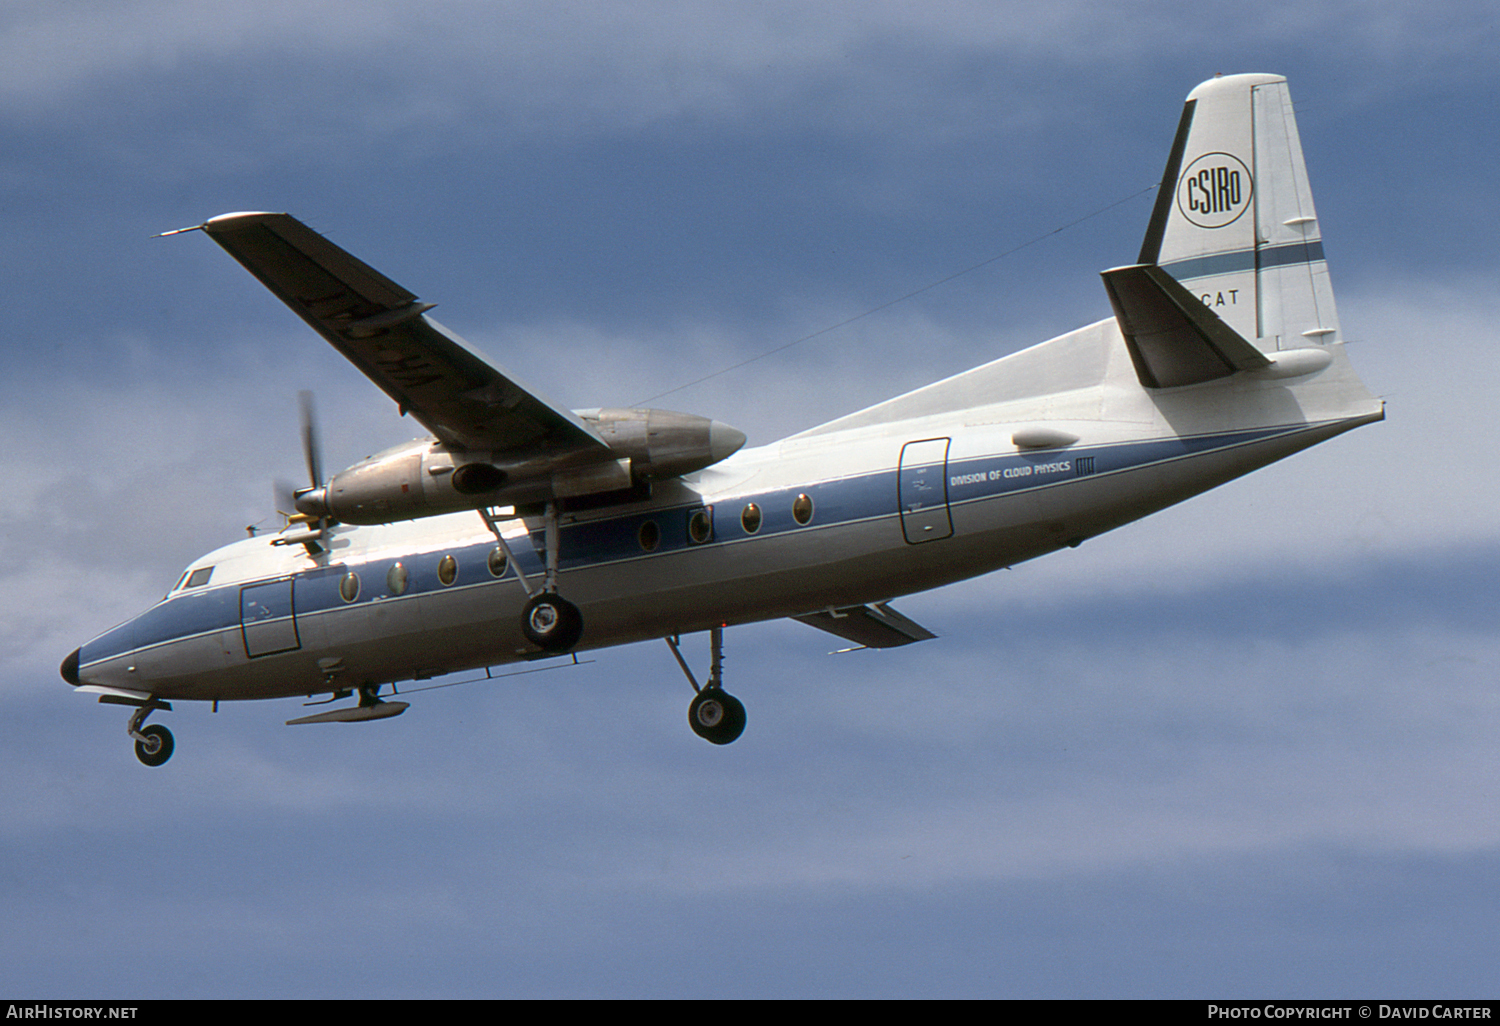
left=709, top=420, right=748, bottom=462
left=60, top=648, right=81, bottom=687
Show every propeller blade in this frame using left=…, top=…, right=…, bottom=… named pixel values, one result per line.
left=298, top=389, right=323, bottom=488
left=273, top=479, right=300, bottom=520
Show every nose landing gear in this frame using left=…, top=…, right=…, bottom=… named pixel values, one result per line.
left=125, top=701, right=174, bottom=767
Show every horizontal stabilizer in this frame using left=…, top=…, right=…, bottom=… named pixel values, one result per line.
left=793, top=602, right=937, bottom=649
left=1101, top=263, right=1269, bottom=389
left=286, top=701, right=410, bottom=725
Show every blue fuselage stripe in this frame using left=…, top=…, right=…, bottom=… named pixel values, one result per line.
left=79, top=424, right=1303, bottom=667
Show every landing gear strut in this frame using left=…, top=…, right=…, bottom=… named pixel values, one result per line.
left=666, top=626, right=746, bottom=745
left=127, top=702, right=174, bottom=767
left=483, top=501, right=582, bottom=653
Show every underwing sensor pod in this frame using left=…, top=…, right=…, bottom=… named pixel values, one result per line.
left=294, top=406, right=746, bottom=525
left=67, top=74, right=1383, bottom=768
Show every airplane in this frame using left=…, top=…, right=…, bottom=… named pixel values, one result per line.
left=61, top=73, right=1383, bottom=766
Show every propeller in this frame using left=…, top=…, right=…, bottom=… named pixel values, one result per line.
left=274, top=390, right=332, bottom=524
left=298, top=389, right=323, bottom=497
left=272, top=478, right=300, bottom=523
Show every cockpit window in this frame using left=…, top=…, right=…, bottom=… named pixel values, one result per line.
left=184, top=567, right=214, bottom=589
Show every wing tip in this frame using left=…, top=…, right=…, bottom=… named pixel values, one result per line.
left=201, top=211, right=290, bottom=236
left=206, top=210, right=283, bottom=223
left=157, top=211, right=285, bottom=238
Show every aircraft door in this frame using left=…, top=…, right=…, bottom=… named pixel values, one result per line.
left=240, top=578, right=301, bottom=658
left=898, top=437, right=953, bottom=544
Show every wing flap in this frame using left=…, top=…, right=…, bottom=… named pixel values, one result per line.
left=200, top=212, right=609, bottom=457
left=793, top=602, right=937, bottom=649
left=1101, top=262, right=1270, bottom=389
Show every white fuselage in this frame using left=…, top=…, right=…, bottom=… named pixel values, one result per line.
left=71, top=315, right=1382, bottom=705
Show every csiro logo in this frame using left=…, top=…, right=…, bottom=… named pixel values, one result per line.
left=1177, top=153, right=1253, bottom=228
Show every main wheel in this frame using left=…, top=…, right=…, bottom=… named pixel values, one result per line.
left=134, top=724, right=174, bottom=767
left=688, top=689, right=746, bottom=745
left=521, top=593, right=583, bottom=652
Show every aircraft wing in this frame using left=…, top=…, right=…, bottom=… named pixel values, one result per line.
left=1101, top=262, right=1270, bottom=389
left=196, top=212, right=611, bottom=457
left=793, top=602, right=938, bottom=649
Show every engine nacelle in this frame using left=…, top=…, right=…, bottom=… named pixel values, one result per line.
left=579, top=408, right=746, bottom=480
left=294, top=407, right=745, bottom=526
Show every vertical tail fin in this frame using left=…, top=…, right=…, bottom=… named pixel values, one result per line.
left=1141, top=73, right=1339, bottom=353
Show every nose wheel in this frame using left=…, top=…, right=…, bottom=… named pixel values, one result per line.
left=125, top=702, right=174, bottom=767
left=134, top=724, right=175, bottom=767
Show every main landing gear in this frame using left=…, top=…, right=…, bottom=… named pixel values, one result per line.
left=522, top=592, right=583, bottom=652
left=126, top=701, right=174, bottom=767
left=484, top=502, right=583, bottom=653
left=688, top=689, right=746, bottom=746
left=666, top=626, right=746, bottom=745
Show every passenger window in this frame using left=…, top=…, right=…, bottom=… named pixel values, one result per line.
left=792, top=493, right=814, bottom=526
left=687, top=508, right=713, bottom=545
left=387, top=563, right=409, bottom=596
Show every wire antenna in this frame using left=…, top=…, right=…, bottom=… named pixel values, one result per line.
left=636, top=184, right=1158, bottom=405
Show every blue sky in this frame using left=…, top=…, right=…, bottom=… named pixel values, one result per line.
left=3, top=0, right=1499, bottom=998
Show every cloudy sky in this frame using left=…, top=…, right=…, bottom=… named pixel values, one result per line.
left=4, top=0, right=1499, bottom=999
